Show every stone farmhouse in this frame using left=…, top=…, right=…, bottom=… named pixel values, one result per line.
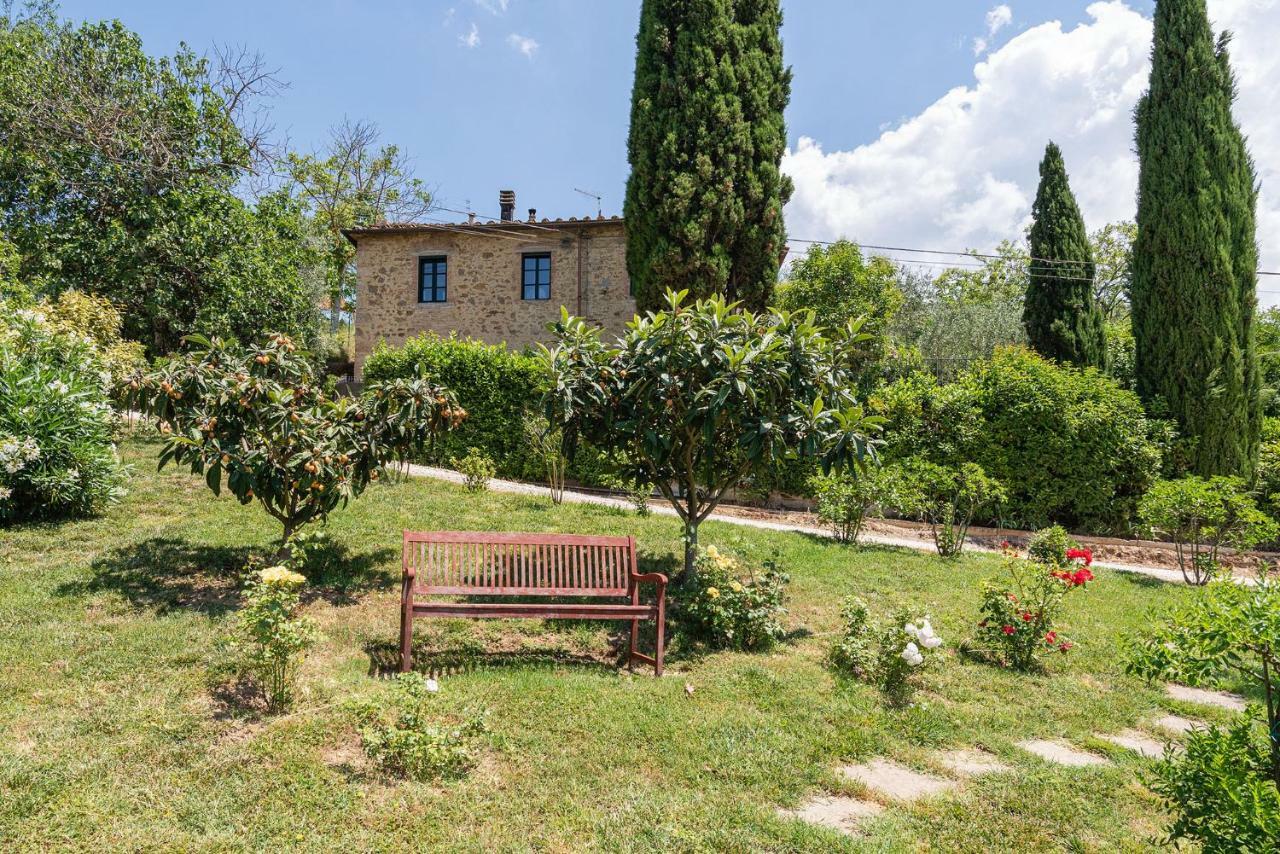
left=344, top=190, right=636, bottom=377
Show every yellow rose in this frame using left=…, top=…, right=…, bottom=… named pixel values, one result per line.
left=259, top=565, right=306, bottom=588
left=730, top=581, right=743, bottom=593
left=705, top=546, right=720, bottom=559
left=706, top=587, right=720, bottom=599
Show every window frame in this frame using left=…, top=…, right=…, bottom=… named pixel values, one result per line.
left=521, top=252, right=552, bottom=301
left=418, top=255, right=448, bottom=304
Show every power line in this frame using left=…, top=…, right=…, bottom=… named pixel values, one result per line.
left=786, top=236, right=1280, bottom=278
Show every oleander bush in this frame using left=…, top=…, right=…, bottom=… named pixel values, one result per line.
left=0, top=303, right=126, bottom=521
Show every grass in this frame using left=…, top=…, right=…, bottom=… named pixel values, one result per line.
left=0, top=437, right=1245, bottom=851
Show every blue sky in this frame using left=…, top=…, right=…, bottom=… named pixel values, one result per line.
left=56, top=0, right=1280, bottom=285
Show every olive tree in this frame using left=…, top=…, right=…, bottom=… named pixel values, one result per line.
left=544, top=291, right=879, bottom=576
left=123, top=332, right=462, bottom=548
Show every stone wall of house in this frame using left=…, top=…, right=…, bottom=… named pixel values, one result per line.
left=352, top=222, right=636, bottom=377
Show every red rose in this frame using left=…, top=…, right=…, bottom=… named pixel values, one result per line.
left=1044, top=631, right=1057, bottom=644
left=1021, top=611, right=1034, bottom=622
left=1072, top=568, right=1094, bottom=586
left=1066, top=547, right=1093, bottom=566
left=1002, top=625, right=1016, bottom=635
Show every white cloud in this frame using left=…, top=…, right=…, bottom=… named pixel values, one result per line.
left=507, top=33, right=539, bottom=59
left=974, top=4, right=1014, bottom=55
left=474, top=0, right=510, bottom=14
left=459, top=22, right=480, bottom=48
left=783, top=0, right=1280, bottom=297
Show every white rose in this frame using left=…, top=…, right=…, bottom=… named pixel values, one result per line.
left=424, top=677, right=440, bottom=693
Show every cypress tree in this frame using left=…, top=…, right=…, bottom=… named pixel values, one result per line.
left=1132, top=0, right=1260, bottom=477
left=623, top=0, right=792, bottom=312
left=1022, top=142, right=1107, bottom=368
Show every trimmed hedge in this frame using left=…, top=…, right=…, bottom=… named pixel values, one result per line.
left=362, top=334, right=548, bottom=479
left=872, top=346, right=1162, bottom=532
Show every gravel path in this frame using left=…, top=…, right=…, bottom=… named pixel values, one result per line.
left=401, top=463, right=1190, bottom=585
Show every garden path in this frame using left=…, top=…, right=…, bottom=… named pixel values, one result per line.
left=402, top=464, right=1189, bottom=585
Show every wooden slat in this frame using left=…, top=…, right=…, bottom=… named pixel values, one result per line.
left=405, top=530, right=631, bottom=547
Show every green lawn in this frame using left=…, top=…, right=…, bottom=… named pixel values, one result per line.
left=0, top=438, right=1243, bottom=851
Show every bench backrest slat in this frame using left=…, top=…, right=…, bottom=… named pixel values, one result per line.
left=404, top=531, right=634, bottom=596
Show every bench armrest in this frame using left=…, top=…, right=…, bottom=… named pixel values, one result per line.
left=631, top=572, right=667, bottom=591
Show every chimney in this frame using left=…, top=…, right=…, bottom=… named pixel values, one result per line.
left=528, top=208, right=537, bottom=223
left=499, top=189, right=516, bottom=222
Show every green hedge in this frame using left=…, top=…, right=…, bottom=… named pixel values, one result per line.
left=363, top=334, right=548, bottom=480
left=872, top=346, right=1162, bottom=532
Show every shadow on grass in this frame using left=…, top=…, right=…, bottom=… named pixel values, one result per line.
left=58, top=537, right=253, bottom=617
left=58, top=535, right=399, bottom=616
left=364, top=638, right=622, bottom=679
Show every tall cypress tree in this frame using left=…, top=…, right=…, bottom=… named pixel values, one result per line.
left=623, top=0, right=792, bottom=312
left=1022, top=142, right=1107, bottom=368
left=1132, top=0, right=1260, bottom=477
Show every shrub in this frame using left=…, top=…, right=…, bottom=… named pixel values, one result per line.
left=42, top=290, right=147, bottom=388
left=522, top=413, right=566, bottom=504
left=1137, top=476, right=1278, bottom=585
left=1145, top=713, right=1280, bottom=849
left=231, top=565, right=321, bottom=712
left=452, top=447, right=495, bottom=493
left=363, top=334, right=548, bottom=480
left=123, top=332, right=461, bottom=547
left=350, top=673, right=488, bottom=781
left=1255, top=417, right=1280, bottom=523
left=809, top=465, right=894, bottom=545
left=830, top=598, right=943, bottom=706
left=681, top=545, right=789, bottom=651
left=969, top=532, right=1092, bottom=671
left=885, top=458, right=1005, bottom=557
left=873, top=347, right=1161, bottom=531
left=0, top=305, right=126, bottom=521
left=1126, top=574, right=1280, bottom=847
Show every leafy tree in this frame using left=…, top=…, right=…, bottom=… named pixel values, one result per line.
left=1256, top=308, right=1280, bottom=417
left=1137, top=476, right=1277, bottom=585
left=0, top=11, right=319, bottom=354
left=624, top=0, right=792, bottom=312
left=1132, top=0, right=1261, bottom=477
left=1022, top=142, right=1106, bottom=369
left=776, top=239, right=904, bottom=390
left=285, top=119, right=432, bottom=334
left=123, top=333, right=462, bottom=547
left=544, top=291, right=879, bottom=576
left=1090, top=221, right=1136, bottom=323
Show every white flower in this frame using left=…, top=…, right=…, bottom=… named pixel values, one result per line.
left=921, top=634, right=943, bottom=649
left=904, top=622, right=918, bottom=639
left=915, top=618, right=943, bottom=649
left=901, top=641, right=924, bottom=667
left=0, top=486, right=11, bottom=500
left=424, top=677, right=440, bottom=693
left=47, top=380, right=69, bottom=394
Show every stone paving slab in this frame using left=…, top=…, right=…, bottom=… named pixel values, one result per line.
left=938, top=748, right=1011, bottom=777
left=839, top=759, right=957, bottom=801
left=1165, top=684, right=1247, bottom=711
left=1099, top=730, right=1168, bottom=760
left=1152, top=714, right=1202, bottom=736
left=1016, top=739, right=1110, bottom=767
left=781, top=796, right=884, bottom=836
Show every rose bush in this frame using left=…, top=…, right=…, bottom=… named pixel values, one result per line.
left=680, top=545, right=789, bottom=651
left=969, top=526, right=1092, bottom=671
left=830, top=597, right=944, bottom=705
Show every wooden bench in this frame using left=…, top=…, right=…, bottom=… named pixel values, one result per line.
left=400, top=531, right=668, bottom=675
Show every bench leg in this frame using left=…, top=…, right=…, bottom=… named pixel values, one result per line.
left=400, top=603, right=413, bottom=673
left=654, top=598, right=665, bottom=677
left=628, top=618, right=639, bottom=672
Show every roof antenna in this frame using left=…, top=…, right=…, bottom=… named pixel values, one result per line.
left=574, top=187, right=603, bottom=218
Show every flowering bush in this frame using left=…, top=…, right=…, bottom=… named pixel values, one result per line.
left=349, top=673, right=488, bottom=781
left=0, top=304, right=126, bottom=521
left=830, top=598, right=943, bottom=705
left=681, top=545, right=789, bottom=651
left=970, top=526, right=1092, bottom=671
left=231, top=564, right=322, bottom=712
